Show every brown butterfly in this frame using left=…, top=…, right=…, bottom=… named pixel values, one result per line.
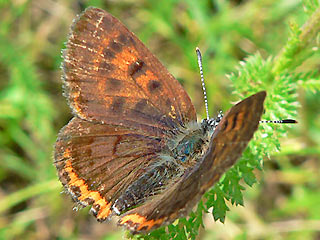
left=54, top=7, right=266, bottom=234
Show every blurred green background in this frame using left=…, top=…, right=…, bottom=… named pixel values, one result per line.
left=0, top=0, right=319, bottom=239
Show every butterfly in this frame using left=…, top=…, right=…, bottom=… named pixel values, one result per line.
left=54, top=7, right=266, bottom=234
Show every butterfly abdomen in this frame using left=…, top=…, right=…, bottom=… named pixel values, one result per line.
left=112, top=160, right=181, bottom=215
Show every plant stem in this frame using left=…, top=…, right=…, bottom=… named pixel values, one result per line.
left=272, top=7, right=320, bottom=75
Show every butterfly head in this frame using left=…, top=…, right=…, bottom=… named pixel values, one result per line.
left=201, top=110, right=224, bottom=134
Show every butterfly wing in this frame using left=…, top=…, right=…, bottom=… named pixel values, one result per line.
left=54, top=117, right=166, bottom=221
left=118, top=91, right=266, bottom=233
left=56, top=6, right=197, bottom=223
left=62, top=7, right=196, bottom=136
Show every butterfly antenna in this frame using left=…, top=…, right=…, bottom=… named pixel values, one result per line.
left=196, top=47, right=210, bottom=120
left=259, top=119, right=298, bottom=124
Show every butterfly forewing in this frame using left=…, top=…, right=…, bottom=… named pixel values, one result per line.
left=203, top=91, right=266, bottom=170
left=118, top=91, right=266, bottom=233
left=62, top=7, right=196, bottom=136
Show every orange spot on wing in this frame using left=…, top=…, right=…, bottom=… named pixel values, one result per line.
left=70, top=91, right=85, bottom=118
left=225, top=118, right=233, bottom=132
left=135, top=70, right=156, bottom=87
left=63, top=155, right=112, bottom=219
left=112, top=47, right=138, bottom=72
left=120, top=214, right=164, bottom=231
left=234, top=111, right=244, bottom=130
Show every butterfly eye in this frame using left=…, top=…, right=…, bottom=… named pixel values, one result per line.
left=180, top=156, right=187, bottom=162
left=184, top=144, right=191, bottom=155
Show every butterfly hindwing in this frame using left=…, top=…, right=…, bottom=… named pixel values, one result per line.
left=54, top=117, right=165, bottom=221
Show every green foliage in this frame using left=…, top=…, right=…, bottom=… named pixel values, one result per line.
left=0, top=0, right=319, bottom=239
